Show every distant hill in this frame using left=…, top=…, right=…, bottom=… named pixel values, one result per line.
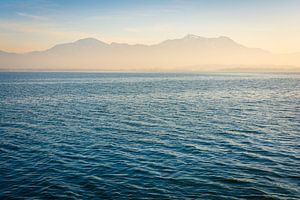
left=0, top=35, right=299, bottom=71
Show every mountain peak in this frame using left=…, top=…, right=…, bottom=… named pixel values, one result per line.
left=183, top=34, right=203, bottom=40
left=182, top=34, right=235, bottom=42
left=217, top=36, right=234, bottom=41
left=74, top=37, right=108, bottom=45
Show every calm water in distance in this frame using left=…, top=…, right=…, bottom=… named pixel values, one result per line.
left=0, top=72, right=299, bottom=199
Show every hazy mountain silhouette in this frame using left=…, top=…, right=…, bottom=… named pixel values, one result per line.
left=0, top=35, right=299, bottom=71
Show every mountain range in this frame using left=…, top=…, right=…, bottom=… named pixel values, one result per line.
left=1, top=34, right=300, bottom=71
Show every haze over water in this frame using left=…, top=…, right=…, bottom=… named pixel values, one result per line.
left=1, top=72, right=299, bottom=199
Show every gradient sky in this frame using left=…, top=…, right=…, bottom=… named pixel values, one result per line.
left=1, top=0, right=300, bottom=53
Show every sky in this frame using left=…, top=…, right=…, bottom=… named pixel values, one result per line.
left=0, top=0, right=300, bottom=53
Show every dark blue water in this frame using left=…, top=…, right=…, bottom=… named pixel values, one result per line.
left=0, top=72, right=299, bottom=199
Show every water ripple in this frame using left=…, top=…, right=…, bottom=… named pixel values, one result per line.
left=1, top=72, right=299, bottom=199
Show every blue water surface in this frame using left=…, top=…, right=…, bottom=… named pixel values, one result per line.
left=0, top=72, right=299, bottom=199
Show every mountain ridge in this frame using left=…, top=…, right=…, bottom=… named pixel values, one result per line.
left=0, top=35, right=271, bottom=54
left=0, top=34, right=299, bottom=71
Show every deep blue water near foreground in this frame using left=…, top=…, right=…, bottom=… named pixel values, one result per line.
left=0, top=72, right=299, bottom=199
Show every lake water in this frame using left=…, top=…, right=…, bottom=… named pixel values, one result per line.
left=0, top=72, right=299, bottom=199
